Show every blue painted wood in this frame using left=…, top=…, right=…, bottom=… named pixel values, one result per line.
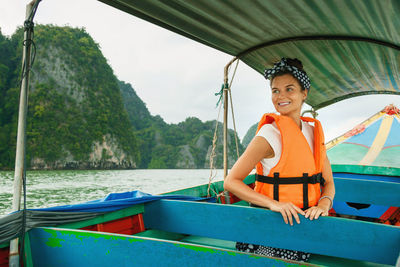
left=333, top=177, right=400, bottom=207
left=143, top=200, right=400, bottom=265
left=333, top=201, right=388, bottom=218
left=28, top=227, right=303, bottom=267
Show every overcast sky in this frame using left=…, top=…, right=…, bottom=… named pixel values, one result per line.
left=1, top=0, right=399, bottom=142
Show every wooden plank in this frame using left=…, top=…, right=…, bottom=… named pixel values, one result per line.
left=162, top=176, right=255, bottom=198
left=28, top=227, right=313, bottom=267
left=143, top=200, right=400, bottom=265
left=334, top=177, right=400, bottom=207
left=228, top=175, right=400, bottom=206
left=23, top=232, right=33, bottom=267
left=162, top=181, right=224, bottom=197
left=58, top=204, right=144, bottom=229
left=332, top=164, right=400, bottom=176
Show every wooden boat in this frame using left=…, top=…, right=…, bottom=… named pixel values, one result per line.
left=1, top=0, right=400, bottom=266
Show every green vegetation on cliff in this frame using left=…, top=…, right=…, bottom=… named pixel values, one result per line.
left=0, top=25, right=139, bottom=169
left=242, top=122, right=258, bottom=148
left=119, top=81, right=243, bottom=168
left=0, top=25, right=243, bottom=170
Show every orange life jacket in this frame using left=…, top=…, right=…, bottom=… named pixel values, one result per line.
left=254, top=113, right=326, bottom=209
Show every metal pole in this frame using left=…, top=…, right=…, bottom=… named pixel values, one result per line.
left=9, top=1, right=36, bottom=266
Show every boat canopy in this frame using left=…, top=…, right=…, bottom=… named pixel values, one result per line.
left=327, top=104, right=400, bottom=175
left=98, top=0, right=400, bottom=110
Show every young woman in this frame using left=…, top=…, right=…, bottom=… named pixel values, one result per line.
left=224, top=58, right=335, bottom=261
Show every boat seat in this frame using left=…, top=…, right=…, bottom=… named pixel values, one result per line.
left=180, top=235, right=236, bottom=250
left=133, top=229, right=236, bottom=250
left=133, top=229, right=187, bottom=241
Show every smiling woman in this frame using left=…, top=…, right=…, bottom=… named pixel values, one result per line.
left=269, top=58, right=309, bottom=124
left=224, top=57, right=335, bottom=261
left=271, top=74, right=308, bottom=122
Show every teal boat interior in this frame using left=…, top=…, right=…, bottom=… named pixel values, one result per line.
left=1, top=172, right=399, bottom=266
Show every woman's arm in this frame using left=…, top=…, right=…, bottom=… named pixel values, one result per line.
left=304, top=155, right=335, bottom=220
left=224, top=136, right=305, bottom=225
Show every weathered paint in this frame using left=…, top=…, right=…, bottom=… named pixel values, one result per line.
left=174, top=243, right=219, bottom=254
left=43, top=228, right=145, bottom=244
left=143, top=199, right=400, bottom=265
left=59, top=204, right=144, bottom=229
left=29, top=227, right=311, bottom=267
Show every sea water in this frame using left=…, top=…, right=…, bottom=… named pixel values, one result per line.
left=0, top=169, right=224, bottom=217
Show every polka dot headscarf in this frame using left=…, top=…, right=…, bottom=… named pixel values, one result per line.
left=264, top=58, right=311, bottom=90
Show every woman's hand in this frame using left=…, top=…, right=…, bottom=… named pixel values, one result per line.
left=304, top=204, right=329, bottom=220
left=269, top=201, right=305, bottom=226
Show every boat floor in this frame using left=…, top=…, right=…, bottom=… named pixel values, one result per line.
left=134, top=229, right=389, bottom=267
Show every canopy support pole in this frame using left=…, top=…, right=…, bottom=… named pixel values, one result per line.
left=9, top=1, right=38, bottom=266
left=222, top=57, right=238, bottom=204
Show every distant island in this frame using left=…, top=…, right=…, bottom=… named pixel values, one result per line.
left=0, top=25, right=247, bottom=170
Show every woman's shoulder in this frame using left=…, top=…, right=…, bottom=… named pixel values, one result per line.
left=257, top=121, right=279, bottom=135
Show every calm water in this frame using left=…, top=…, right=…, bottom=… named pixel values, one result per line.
left=0, top=169, right=224, bottom=217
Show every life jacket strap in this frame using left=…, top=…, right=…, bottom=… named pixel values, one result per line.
left=255, top=172, right=325, bottom=185
left=255, top=172, right=325, bottom=209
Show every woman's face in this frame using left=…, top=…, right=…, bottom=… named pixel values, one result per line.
left=271, top=74, right=307, bottom=117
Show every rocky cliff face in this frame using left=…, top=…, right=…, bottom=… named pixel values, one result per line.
left=11, top=25, right=139, bottom=169
left=119, top=81, right=243, bottom=169
left=242, top=122, right=258, bottom=148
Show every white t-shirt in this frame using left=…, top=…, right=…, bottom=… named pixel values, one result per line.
left=256, top=120, right=314, bottom=175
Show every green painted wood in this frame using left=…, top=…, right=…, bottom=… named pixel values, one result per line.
left=231, top=200, right=251, bottom=206
left=133, top=229, right=187, bottom=241
left=0, top=242, right=8, bottom=249
left=29, top=227, right=310, bottom=266
left=23, top=232, right=33, bottom=267
left=332, top=164, right=400, bottom=177
left=143, top=200, right=400, bottom=265
left=162, top=181, right=224, bottom=198
left=58, top=204, right=144, bottom=229
left=162, top=175, right=255, bottom=198
left=243, top=174, right=256, bottom=185
left=334, top=177, right=400, bottom=206
left=180, top=235, right=236, bottom=250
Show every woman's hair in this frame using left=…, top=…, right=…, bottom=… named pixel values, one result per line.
left=267, top=58, right=309, bottom=91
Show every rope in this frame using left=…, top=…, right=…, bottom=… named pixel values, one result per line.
left=207, top=58, right=241, bottom=200
left=207, top=97, right=223, bottom=198
left=17, top=0, right=41, bottom=262
left=228, top=60, right=240, bottom=159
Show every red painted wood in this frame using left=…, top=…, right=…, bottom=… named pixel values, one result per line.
left=80, top=214, right=145, bottom=235
left=224, top=182, right=255, bottom=204
left=379, top=207, right=400, bottom=225
left=0, top=246, right=9, bottom=267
